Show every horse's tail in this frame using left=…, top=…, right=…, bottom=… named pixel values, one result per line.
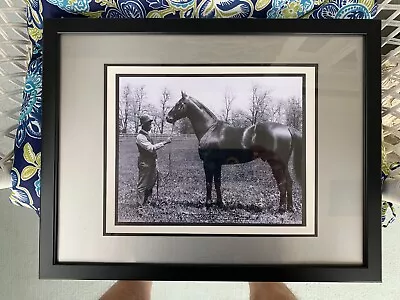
left=289, top=127, right=303, bottom=186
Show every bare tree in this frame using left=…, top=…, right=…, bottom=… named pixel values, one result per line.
left=221, top=88, right=235, bottom=123
left=159, top=88, right=171, bottom=134
left=270, top=100, right=285, bottom=124
left=285, top=96, right=302, bottom=131
left=177, top=118, right=194, bottom=134
left=119, top=84, right=131, bottom=134
left=231, top=109, right=251, bottom=127
left=248, top=85, right=272, bottom=125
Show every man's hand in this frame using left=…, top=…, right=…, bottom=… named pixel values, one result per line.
left=164, top=137, right=172, bottom=145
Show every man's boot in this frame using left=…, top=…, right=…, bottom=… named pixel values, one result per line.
left=143, top=189, right=152, bottom=204
left=137, top=191, right=145, bottom=205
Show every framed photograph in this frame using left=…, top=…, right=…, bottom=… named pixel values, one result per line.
left=105, top=64, right=316, bottom=237
left=40, top=18, right=382, bottom=282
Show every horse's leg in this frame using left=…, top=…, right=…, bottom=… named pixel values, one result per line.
left=203, top=161, right=214, bottom=208
left=285, top=166, right=294, bottom=212
left=268, top=160, right=287, bottom=213
left=214, top=163, right=223, bottom=208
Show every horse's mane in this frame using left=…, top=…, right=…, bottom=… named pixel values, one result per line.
left=188, top=96, right=218, bottom=121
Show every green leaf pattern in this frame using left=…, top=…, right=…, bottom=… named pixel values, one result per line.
left=21, top=142, right=41, bottom=182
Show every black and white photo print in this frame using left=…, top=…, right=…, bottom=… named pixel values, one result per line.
left=104, top=65, right=317, bottom=236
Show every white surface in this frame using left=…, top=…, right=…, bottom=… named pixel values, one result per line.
left=381, top=1, right=400, bottom=164
left=0, top=0, right=28, bottom=160
left=382, top=178, right=400, bottom=206
left=0, top=0, right=29, bottom=189
left=0, top=161, right=12, bottom=189
left=0, top=189, right=399, bottom=300
left=57, top=33, right=363, bottom=264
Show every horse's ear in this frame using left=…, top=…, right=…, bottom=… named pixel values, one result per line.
left=181, top=90, right=187, bottom=98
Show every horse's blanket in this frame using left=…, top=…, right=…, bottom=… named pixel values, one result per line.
left=198, top=120, right=293, bottom=165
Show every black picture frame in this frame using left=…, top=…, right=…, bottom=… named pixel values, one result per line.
left=40, top=18, right=382, bottom=282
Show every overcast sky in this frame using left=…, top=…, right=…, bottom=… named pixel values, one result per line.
left=119, top=76, right=302, bottom=114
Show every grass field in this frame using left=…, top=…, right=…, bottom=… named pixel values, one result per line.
left=117, top=134, right=303, bottom=225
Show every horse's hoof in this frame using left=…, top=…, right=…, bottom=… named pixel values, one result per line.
left=278, top=207, right=286, bottom=214
left=205, top=202, right=212, bottom=209
left=287, top=206, right=294, bottom=213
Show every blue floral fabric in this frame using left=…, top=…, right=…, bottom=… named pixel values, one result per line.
left=11, top=0, right=377, bottom=216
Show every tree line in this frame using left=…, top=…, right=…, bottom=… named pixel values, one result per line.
left=119, top=84, right=171, bottom=135
left=118, top=84, right=302, bottom=135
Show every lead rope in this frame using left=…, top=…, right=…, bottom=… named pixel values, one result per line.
left=156, top=123, right=175, bottom=202
left=168, top=123, right=175, bottom=176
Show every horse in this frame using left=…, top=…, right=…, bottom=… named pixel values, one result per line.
left=166, top=91, right=303, bottom=213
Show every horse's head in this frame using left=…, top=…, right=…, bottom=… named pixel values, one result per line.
left=166, top=91, right=190, bottom=124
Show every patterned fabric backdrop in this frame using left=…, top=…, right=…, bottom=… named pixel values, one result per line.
left=10, top=0, right=377, bottom=216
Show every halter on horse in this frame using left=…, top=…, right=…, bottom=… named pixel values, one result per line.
left=166, top=91, right=303, bottom=213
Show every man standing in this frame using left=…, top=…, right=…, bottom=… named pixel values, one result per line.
left=136, top=115, right=171, bottom=205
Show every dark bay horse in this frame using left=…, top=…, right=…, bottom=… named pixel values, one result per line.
left=166, top=91, right=303, bottom=213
